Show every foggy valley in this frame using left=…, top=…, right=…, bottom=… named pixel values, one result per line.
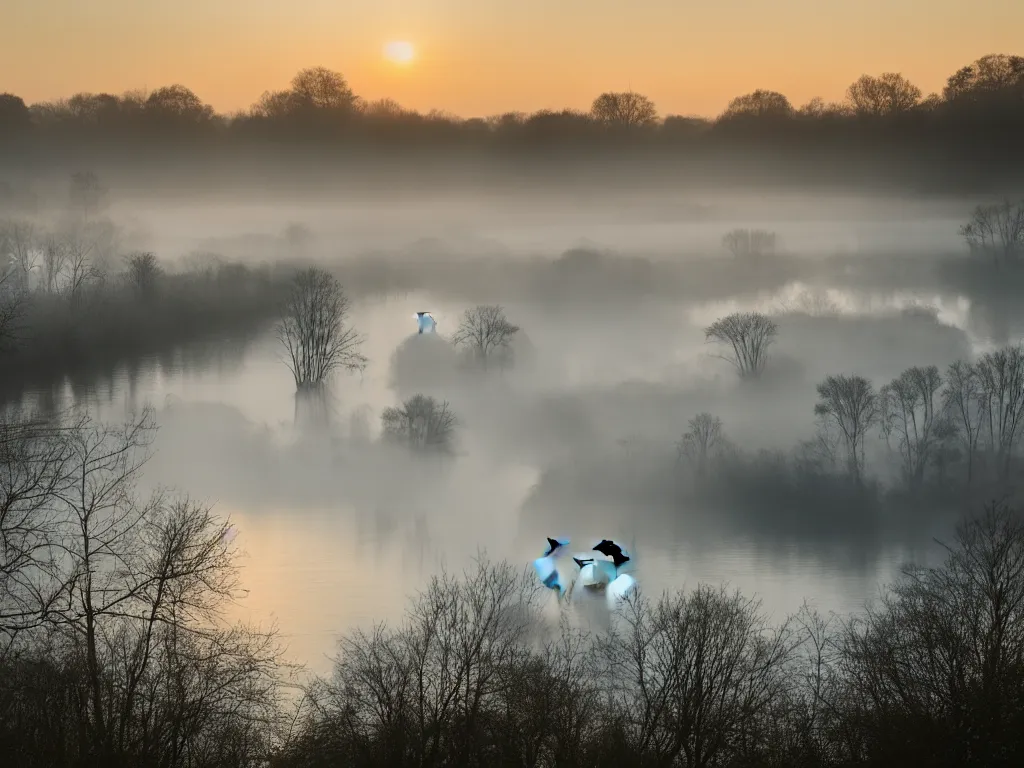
left=4, top=52, right=1024, bottom=767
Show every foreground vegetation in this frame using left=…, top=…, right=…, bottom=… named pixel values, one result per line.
left=1, top=407, right=1023, bottom=767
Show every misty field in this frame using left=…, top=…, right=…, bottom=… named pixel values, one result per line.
left=3, top=173, right=1024, bottom=767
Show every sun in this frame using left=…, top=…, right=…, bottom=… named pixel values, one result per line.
left=383, top=41, right=416, bottom=65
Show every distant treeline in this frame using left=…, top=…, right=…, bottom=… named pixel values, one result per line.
left=1, top=54, right=1023, bottom=189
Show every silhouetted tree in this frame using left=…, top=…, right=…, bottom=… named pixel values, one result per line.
left=0, top=219, right=38, bottom=294
left=879, top=365, right=944, bottom=489
left=721, top=89, right=794, bottom=119
left=381, top=394, right=457, bottom=453
left=677, top=412, right=724, bottom=479
left=836, top=501, right=1024, bottom=766
left=943, top=359, right=986, bottom=485
left=0, top=93, right=31, bottom=137
left=974, top=344, right=1024, bottom=480
left=944, top=54, right=1024, bottom=101
left=814, top=374, right=879, bottom=483
left=590, top=91, right=658, bottom=127
left=960, top=200, right=1024, bottom=266
left=705, top=312, right=778, bottom=379
left=289, top=66, right=359, bottom=112
left=451, top=304, right=520, bottom=368
left=846, top=72, right=922, bottom=116
left=597, top=585, right=793, bottom=766
left=277, top=267, right=366, bottom=392
left=124, top=251, right=161, bottom=299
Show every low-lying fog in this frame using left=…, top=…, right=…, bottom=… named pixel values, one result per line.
left=13, top=189, right=1021, bottom=675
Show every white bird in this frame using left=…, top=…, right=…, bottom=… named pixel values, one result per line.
left=533, top=537, right=570, bottom=593
left=606, top=573, right=637, bottom=609
left=413, top=311, right=437, bottom=334
left=572, top=556, right=616, bottom=590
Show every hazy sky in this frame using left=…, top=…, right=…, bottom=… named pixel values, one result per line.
left=4, top=0, right=1020, bottom=118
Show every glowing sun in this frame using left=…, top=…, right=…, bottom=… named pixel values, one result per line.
left=383, top=41, right=416, bottom=65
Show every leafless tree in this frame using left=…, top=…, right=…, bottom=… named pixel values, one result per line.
left=309, top=556, right=541, bottom=764
left=974, top=344, right=1024, bottom=479
left=590, top=91, right=658, bottom=127
left=879, top=365, right=945, bottom=489
left=846, top=72, right=922, bottom=115
left=451, top=304, right=520, bottom=368
left=596, top=585, right=794, bottom=767
left=381, top=394, right=457, bottom=453
left=814, top=374, right=879, bottom=482
left=677, top=412, right=724, bottom=478
left=277, top=266, right=367, bottom=392
left=705, top=312, right=778, bottom=379
left=959, top=199, right=1024, bottom=266
left=41, top=232, right=68, bottom=295
left=0, top=410, right=291, bottom=766
left=942, top=360, right=987, bottom=484
left=722, top=90, right=794, bottom=119
left=57, top=228, right=101, bottom=305
left=123, top=251, right=162, bottom=299
left=796, top=418, right=843, bottom=474
left=1, top=218, right=39, bottom=296
left=0, top=411, right=80, bottom=645
left=0, top=267, right=26, bottom=352
left=836, top=501, right=1024, bottom=765
left=722, top=228, right=778, bottom=258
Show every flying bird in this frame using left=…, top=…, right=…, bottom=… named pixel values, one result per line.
left=413, top=311, right=437, bottom=334
left=593, top=539, right=631, bottom=569
left=544, top=537, right=569, bottom=557
left=533, top=537, right=570, bottom=593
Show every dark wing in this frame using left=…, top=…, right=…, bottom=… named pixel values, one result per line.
left=572, top=557, right=590, bottom=569
left=544, top=537, right=561, bottom=557
left=594, top=540, right=630, bottom=568
left=610, top=551, right=631, bottom=568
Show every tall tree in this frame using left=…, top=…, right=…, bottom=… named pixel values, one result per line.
left=846, top=72, right=922, bottom=116
left=590, top=91, right=658, bottom=127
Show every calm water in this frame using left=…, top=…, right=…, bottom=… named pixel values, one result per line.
left=19, top=283, right=984, bottom=674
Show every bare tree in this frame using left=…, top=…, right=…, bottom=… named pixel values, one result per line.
left=959, top=200, right=1024, bottom=266
left=123, top=251, right=162, bottom=299
left=381, top=394, right=457, bottom=453
left=277, top=266, right=367, bottom=392
left=0, top=411, right=79, bottom=644
left=722, top=228, right=778, bottom=258
left=310, top=557, right=541, bottom=765
left=596, top=585, right=794, bottom=767
left=879, top=365, right=945, bottom=489
left=942, top=360, right=987, bottom=485
left=0, top=410, right=290, bottom=766
left=836, top=501, right=1024, bottom=765
left=57, top=228, right=101, bottom=305
left=41, top=232, right=68, bottom=295
left=590, top=91, right=658, bottom=127
left=846, top=72, right=922, bottom=115
left=677, top=412, right=724, bottom=479
left=705, top=312, right=778, bottom=379
left=451, top=305, right=520, bottom=368
left=1, top=218, right=39, bottom=295
left=814, top=374, right=879, bottom=482
left=974, top=344, right=1024, bottom=479
left=0, top=267, right=25, bottom=352
left=722, top=90, right=794, bottom=119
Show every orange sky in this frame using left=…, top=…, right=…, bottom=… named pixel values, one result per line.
left=3, top=0, right=1021, bottom=118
